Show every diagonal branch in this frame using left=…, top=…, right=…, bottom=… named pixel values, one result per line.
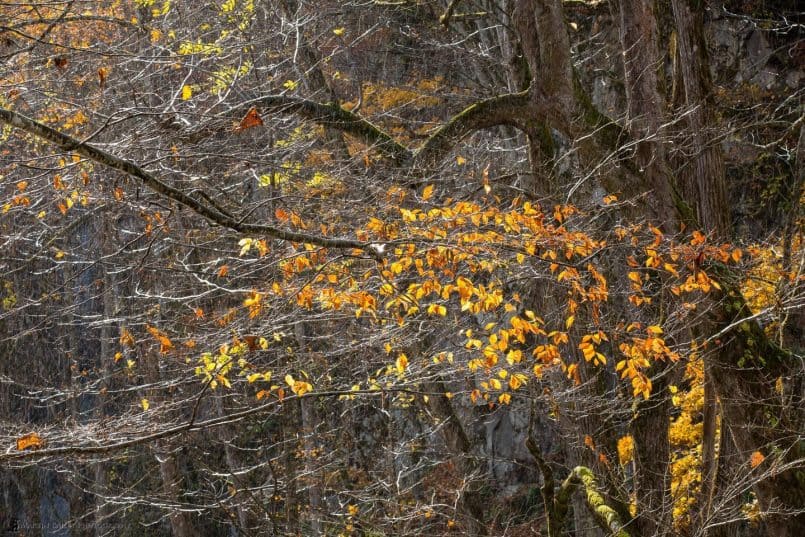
left=0, top=106, right=382, bottom=260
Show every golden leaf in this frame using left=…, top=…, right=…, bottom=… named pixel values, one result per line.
left=395, top=353, right=408, bottom=374
left=16, top=432, right=44, bottom=451
left=422, top=184, right=434, bottom=201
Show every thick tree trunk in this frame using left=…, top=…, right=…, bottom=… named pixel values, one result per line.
left=670, top=3, right=804, bottom=534
left=670, top=0, right=729, bottom=237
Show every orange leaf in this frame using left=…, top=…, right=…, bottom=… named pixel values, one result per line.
left=750, top=451, right=765, bottom=468
left=237, top=107, right=263, bottom=131
left=218, top=265, right=229, bottom=277
left=16, top=432, right=44, bottom=451
left=119, top=328, right=135, bottom=347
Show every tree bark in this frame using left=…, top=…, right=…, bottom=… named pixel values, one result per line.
left=422, top=379, right=487, bottom=536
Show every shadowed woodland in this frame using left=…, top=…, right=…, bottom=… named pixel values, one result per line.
left=0, top=1, right=803, bottom=536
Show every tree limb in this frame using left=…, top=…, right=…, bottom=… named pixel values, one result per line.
left=253, top=95, right=411, bottom=164
left=413, top=90, right=547, bottom=168
left=439, top=0, right=465, bottom=26
left=559, top=466, right=631, bottom=537
left=0, top=106, right=382, bottom=260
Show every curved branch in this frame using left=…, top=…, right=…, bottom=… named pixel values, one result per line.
left=0, top=107, right=381, bottom=260
left=560, top=466, right=631, bottom=537
left=253, top=95, right=411, bottom=164
left=413, top=90, right=546, bottom=167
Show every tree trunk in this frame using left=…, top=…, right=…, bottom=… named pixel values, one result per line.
left=422, top=379, right=487, bottom=536
left=155, top=444, right=197, bottom=537
left=670, top=3, right=804, bottom=534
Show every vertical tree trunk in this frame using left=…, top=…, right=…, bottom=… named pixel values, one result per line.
left=300, top=396, right=324, bottom=534
left=670, top=0, right=729, bottom=237
left=671, top=3, right=804, bottom=534
left=422, top=379, right=487, bottom=536
left=282, top=399, right=301, bottom=535
left=215, top=396, right=257, bottom=534
left=155, top=444, right=197, bottom=537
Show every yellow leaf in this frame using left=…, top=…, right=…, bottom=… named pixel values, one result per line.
left=333, top=27, right=345, bottom=36
left=395, top=353, right=408, bottom=374
left=617, top=435, right=634, bottom=465
left=456, top=155, right=466, bottom=165
left=181, top=84, right=192, bottom=100
left=285, top=374, right=295, bottom=387
left=565, top=315, right=575, bottom=329
left=422, top=184, right=434, bottom=201
left=140, top=398, right=150, bottom=411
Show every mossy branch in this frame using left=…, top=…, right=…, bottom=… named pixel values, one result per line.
left=0, top=106, right=382, bottom=260
left=254, top=91, right=550, bottom=173
left=561, top=467, right=631, bottom=537
left=413, top=90, right=545, bottom=168
left=528, top=434, right=630, bottom=537
left=254, top=95, right=411, bottom=164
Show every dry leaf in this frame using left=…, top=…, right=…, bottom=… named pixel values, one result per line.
left=237, top=107, right=263, bottom=131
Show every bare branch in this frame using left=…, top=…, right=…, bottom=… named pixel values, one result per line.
left=0, top=106, right=382, bottom=259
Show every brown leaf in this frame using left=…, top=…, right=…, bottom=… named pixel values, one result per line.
left=98, top=67, right=108, bottom=88
left=237, top=107, right=263, bottom=131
